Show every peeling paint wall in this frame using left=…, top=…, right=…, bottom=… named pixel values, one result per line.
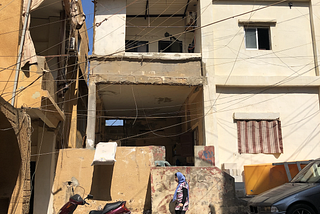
left=151, top=167, right=247, bottom=214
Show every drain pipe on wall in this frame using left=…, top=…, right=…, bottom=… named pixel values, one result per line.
left=11, top=0, right=32, bottom=106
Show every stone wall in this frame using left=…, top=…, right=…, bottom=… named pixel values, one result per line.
left=151, top=166, right=247, bottom=214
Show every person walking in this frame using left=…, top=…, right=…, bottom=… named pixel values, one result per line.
left=172, top=172, right=189, bottom=214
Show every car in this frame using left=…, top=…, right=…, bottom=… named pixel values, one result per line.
left=248, top=159, right=320, bottom=214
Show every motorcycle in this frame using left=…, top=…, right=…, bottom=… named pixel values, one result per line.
left=58, top=194, right=131, bottom=214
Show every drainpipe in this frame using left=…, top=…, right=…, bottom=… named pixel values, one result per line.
left=11, top=0, right=32, bottom=106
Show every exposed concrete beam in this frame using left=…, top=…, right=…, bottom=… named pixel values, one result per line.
left=90, top=53, right=201, bottom=61
left=92, top=74, right=205, bottom=86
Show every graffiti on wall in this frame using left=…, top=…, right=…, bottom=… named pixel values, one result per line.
left=197, top=146, right=215, bottom=166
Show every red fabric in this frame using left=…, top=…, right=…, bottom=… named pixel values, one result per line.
left=237, top=120, right=283, bottom=154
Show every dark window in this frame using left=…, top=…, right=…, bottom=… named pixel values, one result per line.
left=245, top=28, right=270, bottom=50
left=158, top=40, right=182, bottom=53
left=125, top=40, right=149, bottom=52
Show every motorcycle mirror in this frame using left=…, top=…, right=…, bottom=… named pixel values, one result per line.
left=87, top=194, right=93, bottom=199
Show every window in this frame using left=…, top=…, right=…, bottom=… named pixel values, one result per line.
left=125, top=40, right=149, bottom=52
left=245, top=28, right=270, bottom=50
left=105, top=119, right=124, bottom=127
left=237, top=120, right=283, bottom=154
left=158, top=40, right=182, bottom=53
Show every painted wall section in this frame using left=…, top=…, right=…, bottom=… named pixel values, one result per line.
left=52, top=147, right=157, bottom=214
left=216, top=87, right=320, bottom=181
left=194, top=146, right=215, bottom=166
left=212, top=1, right=314, bottom=76
left=150, top=167, right=247, bottom=214
left=0, top=0, right=22, bottom=102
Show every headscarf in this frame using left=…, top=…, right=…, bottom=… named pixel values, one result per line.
left=173, top=172, right=189, bottom=201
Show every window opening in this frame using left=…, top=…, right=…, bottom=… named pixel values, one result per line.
left=158, top=40, right=182, bottom=53
left=245, top=27, right=270, bottom=50
left=125, top=40, right=149, bottom=52
left=105, top=119, right=124, bottom=127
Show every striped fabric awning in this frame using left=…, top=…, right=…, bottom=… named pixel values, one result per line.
left=237, top=120, right=283, bottom=154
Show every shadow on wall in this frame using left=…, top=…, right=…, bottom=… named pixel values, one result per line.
left=209, top=204, right=216, bottom=214
left=169, top=201, right=175, bottom=214
left=90, top=165, right=113, bottom=200
left=0, top=112, right=21, bottom=214
left=221, top=173, right=248, bottom=214
left=144, top=175, right=152, bottom=213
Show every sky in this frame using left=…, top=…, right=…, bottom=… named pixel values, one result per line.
left=82, top=0, right=94, bottom=55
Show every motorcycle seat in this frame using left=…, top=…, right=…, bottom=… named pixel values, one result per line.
left=102, top=201, right=123, bottom=213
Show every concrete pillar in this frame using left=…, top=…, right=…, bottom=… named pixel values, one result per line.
left=67, top=67, right=80, bottom=148
left=309, top=0, right=319, bottom=76
left=33, top=129, right=56, bottom=214
left=86, top=79, right=96, bottom=149
left=199, top=0, right=220, bottom=167
left=94, top=0, right=126, bottom=55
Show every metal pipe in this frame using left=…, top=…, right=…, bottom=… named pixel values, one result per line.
left=11, top=0, right=32, bottom=106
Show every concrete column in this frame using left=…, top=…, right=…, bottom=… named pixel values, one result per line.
left=94, top=0, right=126, bottom=55
left=33, top=129, right=56, bottom=214
left=309, top=0, right=320, bottom=108
left=86, top=79, right=96, bottom=149
left=309, top=0, right=319, bottom=76
left=199, top=0, right=220, bottom=167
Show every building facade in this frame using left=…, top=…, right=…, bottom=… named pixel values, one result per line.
left=0, top=0, right=89, bottom=212
left=88, top=0, right=320, bottom=188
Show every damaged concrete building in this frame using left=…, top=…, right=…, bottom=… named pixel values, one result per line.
left=88, top=0, right=206, bottom=167
left=0, top=0, right=89, bottom=212
left=87, top=0, right=320, bottom=204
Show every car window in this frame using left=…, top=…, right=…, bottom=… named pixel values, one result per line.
left=292, top=161, right=320, bottom=183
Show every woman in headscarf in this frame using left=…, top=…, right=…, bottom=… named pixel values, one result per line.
left=172, top=172, right=189, bottom=214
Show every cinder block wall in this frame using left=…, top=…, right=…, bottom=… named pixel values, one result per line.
left=151, top=167, right=248, bottom=214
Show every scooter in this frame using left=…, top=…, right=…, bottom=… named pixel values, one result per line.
left=58, top=194, right=131, bottom=214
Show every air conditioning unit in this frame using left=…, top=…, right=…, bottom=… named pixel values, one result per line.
left=186, top=11, right=197, bottom=29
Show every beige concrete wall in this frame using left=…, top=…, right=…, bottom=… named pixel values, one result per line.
left=151, top=167, right=247, bottom=214
left=94, top=0, right=126, bottom=55
left=215, top=86, right=320, bottom=181
left=52, top=147, right=155, bottom=214
left=0, top=0, right=22, bottom=102
left=212, top=1, right=315, bottom=77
